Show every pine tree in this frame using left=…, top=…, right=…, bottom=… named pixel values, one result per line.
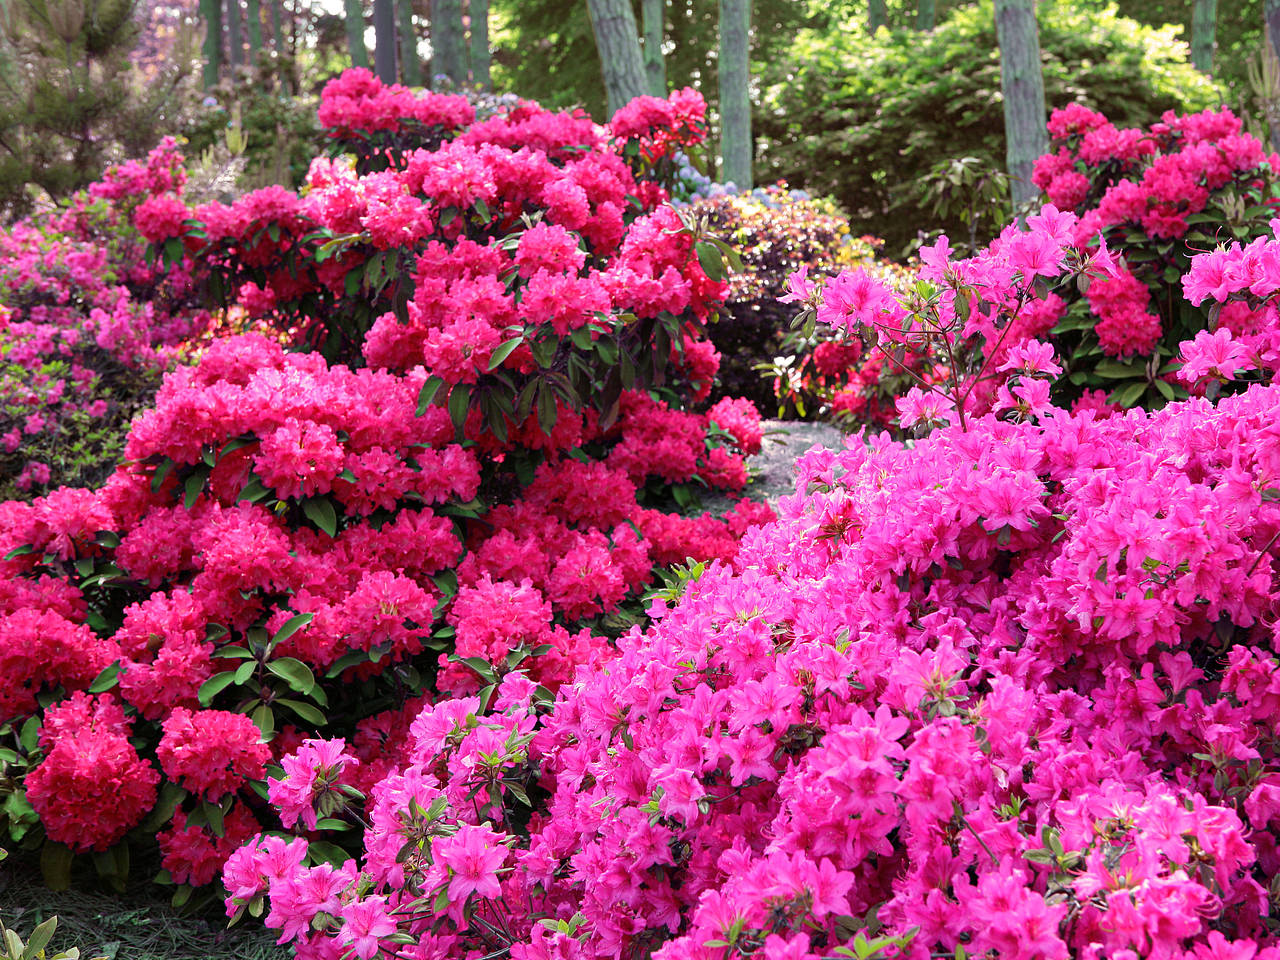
left=0, top=0, right=145, bottom=216
left=993, top=0, right=1048, bottom=209
left=585, top=0, right=647, bottom=115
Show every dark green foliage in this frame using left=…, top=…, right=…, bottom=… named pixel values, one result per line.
left=756, top=0, right=1221, bottom=254
left=490, top=0, right=817, bottom=121
left=181, top=86, right=319, bottom=189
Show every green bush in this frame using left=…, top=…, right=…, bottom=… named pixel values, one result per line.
left=756, top=0, right=1222, bottom=255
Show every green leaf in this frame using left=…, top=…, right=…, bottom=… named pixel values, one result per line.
left=448, top=384, right=472, bottom=437
left=203, top=799, right=225, bottom=838
left=234, top=659, right=256, bottom=684
left=1110, top=381, right=1148, bottom=409
left=150, top=457, right=174, bottom=493
left=266, top=657, right=316, bottom=694
left=184, top=471, right=205, bottom=509
left=40, top=841, right=73, bottom=891
left=21, top=916, right=57, bottom=960
left=197, top=671, right=239, bottom=706
left=271, top=612, right=315, bottom=649
left=237, top=477, right=271, bottom=504
left=307, top=841, right=352, bottom=868
left=3, top=544, right=34, bottom=560
left=277, top=698, right=326, bottom=725
left=303, top=497, right=338, bottom=537
left=88, top=662, right=121, bottom=693
left=1154, top=378, right=1175, bottom=401
left=416, top=375, right=445, bottom=415
left=324, top=650, right=372, bottom=678
left=695, top=241, right=725, bottom=282
left=18, top=716, right=40, bottom=753
left=251, top=703, right=275, bottom=739
left=487, top=336, right=524, bottom=371
left=473, top=198, right=490, bottom=221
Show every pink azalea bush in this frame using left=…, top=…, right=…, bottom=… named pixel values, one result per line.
left=0, top=138, right=210, bottom=498
left=0, top=75, right=774, bottom=892
left=224, top=306, right=1280, bottom=959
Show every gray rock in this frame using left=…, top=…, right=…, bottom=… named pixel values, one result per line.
left=703, top=419, right=848, bottom=514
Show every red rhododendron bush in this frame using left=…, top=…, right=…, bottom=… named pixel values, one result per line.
left=215, top=205, right=1280, bottom=957
left=0, top=72, right=774, bottom=894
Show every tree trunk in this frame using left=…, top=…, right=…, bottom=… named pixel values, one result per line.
left=994, top=0, right=1048, bottom=209
left=245, top=0, right=262, bottom=59
left=719, top=0, right=751, bottom=190
left=1191, top=0, right=1216, bottom=75
left=373, top=0, right=397, bottom=82
left=868, top=0, right=885, bottom=33
left=398, top=0, right=422, bottom=84
left=344, top=0, right=369, bottom=68
left=586, top=0, right=647, bottom=116
left=642, top=0, right=666, bottom=96
left=469, top=0, right=490, bottom=89
left=200, top=0, right=222, bottom=87
left=226, top=0, right=243, bottom=70
left=431, top=0, right=466, bottom=86
left=271, top=0, right=290, bottom=90
left=917, top=0, right=935, bottom=31
left=1265, top=2, right=1280, bottom=151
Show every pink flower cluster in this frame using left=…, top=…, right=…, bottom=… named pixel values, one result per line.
left=230, top=377, right=1280, bottom=959
left=1, top=137, right=208, bottom=495
left=1033, top=104, right=1276, bottom=359
left=317, top=67, right=476, bottom=138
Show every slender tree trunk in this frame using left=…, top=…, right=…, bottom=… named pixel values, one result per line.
left=226, top=0, right=243, bottom=70
left=200, top=0, right=222, bottom=87
left=917, top=0, right=935, bottom=30
left=1191, top=0, right=1217, bottom=74
left=373, top=0, right=397, bottom=81
left=270, top=0, right=291, bottom=90
left=469, top=0, right=490, bottom=89
left=869, top=0, right=885, bottom=33
left=245, top=0, right=262, bottom=59
left=585, top=0, right=647, bottom=116
left=994, top=0, right=1048, bottom=209
left=719, top=0, right=751, bottom=189
left=642, top=0, right=666, bottom=96
left=431, top=0, right=465, bottom=86
left=398, top=0, right=422, bottom=83
left=1265, top=3, right=1280, bottom=151
left=344, top=0, right=369, bottom=68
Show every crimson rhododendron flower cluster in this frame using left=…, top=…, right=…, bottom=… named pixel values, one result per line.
left=0, top=75, right=774, bottom=890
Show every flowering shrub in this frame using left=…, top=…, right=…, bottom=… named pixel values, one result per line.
left=0, top=75, right=775, bottom=896
left=1030, top=104, right=1279, bottom=410
left=0, top=139, right=209, bottom=499
left=224, top=343, right=1280, bottom=960
left=791, top=107, right=1280, bottom=436
left=682, top=184, right=901, bottom=416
